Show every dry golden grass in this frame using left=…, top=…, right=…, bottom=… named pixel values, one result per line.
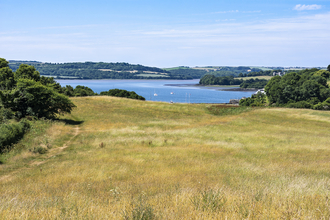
left=236, top=76, right=273, bottom=80
left=1, top=96, right=330, bottom=219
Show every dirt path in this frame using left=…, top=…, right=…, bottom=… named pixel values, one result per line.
left=31, top=126, right=80, bottom=166
left=0, top=126, right=80, bottom=182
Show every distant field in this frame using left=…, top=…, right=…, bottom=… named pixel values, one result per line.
left=192, top=67, right=217, bottom=71
left=135, top=74, right=169, bottom=77
left=1, top=97, right=330, bottom=218
left=163, top=67, right=190, bottom=71
left=237, top=75, right=273, bottom=80
left=249, top=67, right=272, bottom=71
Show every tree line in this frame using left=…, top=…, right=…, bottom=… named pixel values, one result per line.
left=199, top=75, right=243, bottom=86
left=240, top=67, right=330, bottom=110
left=199, top=75, right=269, bottom=89
left=9, top=61, right=270, bottom=80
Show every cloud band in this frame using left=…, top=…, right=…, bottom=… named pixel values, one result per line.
left=294, top=4, right=322, bottom=11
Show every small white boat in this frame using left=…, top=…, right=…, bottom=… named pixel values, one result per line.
left=154, top=93, right=158, bottom=96
left=170, top=92, right=174, bottom=95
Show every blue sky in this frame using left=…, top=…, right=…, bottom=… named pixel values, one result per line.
left=1, top=0, right=330, bottom=67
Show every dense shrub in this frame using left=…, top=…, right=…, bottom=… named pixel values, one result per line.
left=1, top=79, right=76, bottom=119
left=199, top=75, right=243, bottom=85
left=238, top=68, right=330, bottom=110
left=286, top=101, right=313, bottom=109
left=240, top=78, right=269, bottom=89
left=72, top=85, right=96, bottom=97
left=100, top=89, right=145, bottom=100
left=0, top=107, right=14, bottom=124
left=0, top=120, right=30, bottom=152
left=313, top=97, right=330, bottom=110
left=265, top=70, right=330, bottom=106
left=0, top=58, right=76, bottom=119
left=239, top=93, right=267, bottom=107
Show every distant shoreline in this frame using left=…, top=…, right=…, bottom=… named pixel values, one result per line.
left=164, top=83, right=258, bottom=92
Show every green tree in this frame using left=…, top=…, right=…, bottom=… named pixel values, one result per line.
left=63, top=85, right=74, bottom=96
left=0, top=58, right=76, bottom=119
left=313, top=70, right=330, bottom=80
left=327, top=64, right=330, bottom=72
left=40, top=76, right=63, bottom=93
left=0, top=58, right=9, bottom=69
left=73, top=85, right=96, bottom=97
left=100, top=89, right=145, bottom=100
left=301, top=80, right=320, bottom=101
left=0, top=67, right=16, bottom=90
left=0, top=79, right=76, bottom=119
left=264, top=69, right=330, bottom=108
left=15, top=64, right=41, bottom=81
left=264, top=76, right=282, bottom=104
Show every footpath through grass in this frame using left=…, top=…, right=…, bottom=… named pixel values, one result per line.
left=1, top=96, right=330, bottom=219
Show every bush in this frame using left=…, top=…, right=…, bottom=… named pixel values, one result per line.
left=0, top=107, right=14, bottom=124
left=313, top=98, right=330, bottom=110
left=30, top=146, right=48, bottom=154
left=240, top=78, right=269, bottom=89
left=286, top=101, right=313, bottom=109
left=0, top=120, right=30, bottom=152
left=239, top=93, right=267, bottom=107
left=100, top=89, right=145, bottom=100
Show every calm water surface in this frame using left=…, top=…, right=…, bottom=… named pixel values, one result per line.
left=56, top=79, right=255, bottom=104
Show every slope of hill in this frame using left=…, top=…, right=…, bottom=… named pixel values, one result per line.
left=8, top=60, right=174, bottom=79
left=1, top=97, right=330, bottom=218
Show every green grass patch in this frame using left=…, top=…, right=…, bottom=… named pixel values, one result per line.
left=207, top=105, right=254, bottom=116
left=237, top=76, right=273, bottom=80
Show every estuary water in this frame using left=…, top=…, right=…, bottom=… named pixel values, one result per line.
left=56, top=79, right=255, bottom=104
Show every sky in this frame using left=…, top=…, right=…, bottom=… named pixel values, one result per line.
left=1, top=0, right=330, bottom=68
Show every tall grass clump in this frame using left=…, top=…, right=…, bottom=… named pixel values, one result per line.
left=191, top=188, right=227, bottom=212
left=123, top=196, right=156, bottom=220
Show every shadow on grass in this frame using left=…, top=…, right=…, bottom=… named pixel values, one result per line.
left=207, top=105, right=256, bottom=116
left=56, top=119, right=84, bottom=125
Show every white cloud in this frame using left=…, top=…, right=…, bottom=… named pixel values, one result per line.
left=293, top=4, right=322, bottom=11
left=213, top=10, right=239, bottom=14
left=242, top=10, right=261, bottom=13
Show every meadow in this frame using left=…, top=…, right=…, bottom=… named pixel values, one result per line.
left=236, top=76, right=273, bottom=81
left=1, top=96, right=330, bottom=219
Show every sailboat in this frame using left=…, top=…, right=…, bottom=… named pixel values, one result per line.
left=154, top=89, right=158, bottom=96
left=170, top=91, right=174, bottom=95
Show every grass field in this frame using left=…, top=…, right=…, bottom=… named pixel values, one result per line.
left=163, top=67, right=190, bottom=71
left=249, top=67, right=273, bottom=71
left=134, top=74, right=169, bottom=78
left=1, top=97, right=330, bottom=219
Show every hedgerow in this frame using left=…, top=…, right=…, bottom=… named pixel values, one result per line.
left=0, top=120, right=30, bottom=152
